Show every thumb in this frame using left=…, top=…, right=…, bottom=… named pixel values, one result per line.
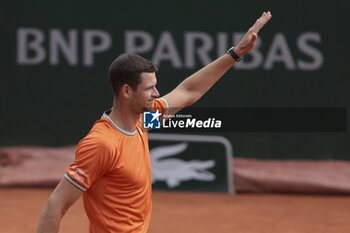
left=249, top=33, right=258, bottom=44
left=245, top=33, right=258, bottom=53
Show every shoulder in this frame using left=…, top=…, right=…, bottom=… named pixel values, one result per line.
left=77, top=119, right=119, bottom=154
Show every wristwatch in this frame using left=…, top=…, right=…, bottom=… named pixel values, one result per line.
left=227, top=47, right=241, bottom=62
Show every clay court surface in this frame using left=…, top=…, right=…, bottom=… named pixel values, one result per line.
left=1, top=188, right=349, bottom=233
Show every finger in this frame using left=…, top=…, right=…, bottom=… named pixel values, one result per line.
left=254, top=12, right=271, bottom=31
left=251, top=11, right=272, bottom=33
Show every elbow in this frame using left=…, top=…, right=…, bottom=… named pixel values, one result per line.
left=174, top=84, right=203, bottom=107
left=186, top=91, right=203, bottom=107
left=185, top=98, right=197, bottom=107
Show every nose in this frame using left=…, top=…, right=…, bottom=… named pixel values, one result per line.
left=152, top=87, right=160, bottom=98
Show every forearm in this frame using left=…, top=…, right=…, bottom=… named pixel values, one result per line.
left=163, top=12, right=271, bottom=111
left=36, top=201, right=65, bottom=233
left=176, top=53, right=235, bottom=106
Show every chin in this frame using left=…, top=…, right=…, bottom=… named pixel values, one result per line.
left=141, top=105, right=152, bottom=112
left=140, top=100, right=154, bottom=112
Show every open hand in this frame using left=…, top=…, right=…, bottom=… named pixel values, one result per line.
left=234, top=11, right=272, bottom=57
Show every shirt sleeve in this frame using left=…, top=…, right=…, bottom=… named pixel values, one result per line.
left=64, top=137, right=114, bottom=191
left=152, top=97, right=169, bottom=121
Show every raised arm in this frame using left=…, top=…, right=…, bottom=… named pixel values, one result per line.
left=36, top=178, right=83, bottom=233
left=163, top=11, right=272, bottom=115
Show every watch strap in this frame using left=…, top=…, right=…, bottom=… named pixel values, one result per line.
left=227, top=47, right=241, bottom=62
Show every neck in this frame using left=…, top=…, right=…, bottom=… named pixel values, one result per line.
left=109, top=99, right=140, bottom=132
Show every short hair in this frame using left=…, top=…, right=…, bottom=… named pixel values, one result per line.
left=108, top=54, right=158, bottom=96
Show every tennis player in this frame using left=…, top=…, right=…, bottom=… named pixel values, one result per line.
left=36, top=11, right=271, bottom=233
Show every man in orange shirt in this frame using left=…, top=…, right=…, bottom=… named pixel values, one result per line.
left=36, top=12, right=271, bottom=233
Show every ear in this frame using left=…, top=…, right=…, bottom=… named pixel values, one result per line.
left=120, top=84, right=133, bottom=99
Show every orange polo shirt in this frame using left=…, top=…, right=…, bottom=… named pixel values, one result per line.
left=64, top=98, right=169, bottom=233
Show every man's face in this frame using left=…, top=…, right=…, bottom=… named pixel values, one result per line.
left=131, top=72, right=159, bottom=113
